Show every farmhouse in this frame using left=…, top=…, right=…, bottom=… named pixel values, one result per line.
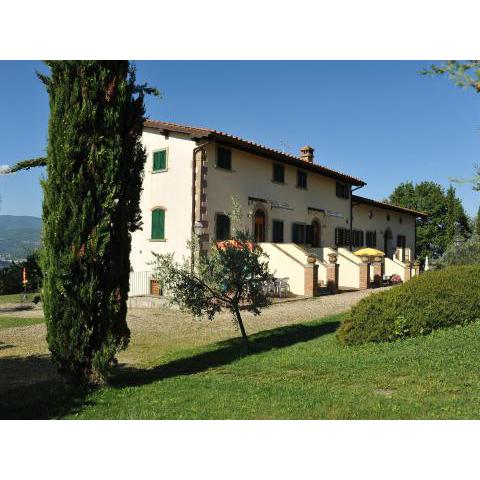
left=130, top=120, right=427, bottom=297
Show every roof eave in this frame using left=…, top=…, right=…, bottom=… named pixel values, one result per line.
left=143, top=119, right=366, bottom=186
left=352, top=195, right=428, bottom=218
left=210, top=133, right=366, bottom=187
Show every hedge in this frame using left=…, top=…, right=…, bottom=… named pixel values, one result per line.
left=337, top=265, right=480, bottom=345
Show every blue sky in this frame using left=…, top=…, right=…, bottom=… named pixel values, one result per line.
left=0, top=60, right=479, bottom=217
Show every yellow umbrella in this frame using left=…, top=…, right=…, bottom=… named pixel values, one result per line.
left=353, top=247, right=385, bottom=257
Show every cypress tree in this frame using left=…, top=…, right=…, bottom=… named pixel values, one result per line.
left=40, top=61, right=156, bottom=384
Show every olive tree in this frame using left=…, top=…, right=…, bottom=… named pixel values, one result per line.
left=152, top=206, right=274, bottom=348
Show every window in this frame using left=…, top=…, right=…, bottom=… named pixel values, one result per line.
left=335, top=227, right=350, bottom=247
left=387, top=214, right=391, bottom=221
left=215, top=214, right=230, bottom=241
left=366, top=231, right=377, bottom=248
left=397, top=235, right=406, bottom=248
left=272, top=164, right=285, bottom=183
left=272, top=220, right=284, bottom=243
left=297, top=170, right=307, bottom=189
left=352, top=230, right=364, bottom=247
left=292, top=223, right=306, bottom=244
left=153, top=150, right=167, bottom=172
left=217, top=147, right=232, bottom=170
left=151, top=209, right=165, bottom=240
left=336, top=181, right=350, bottom=199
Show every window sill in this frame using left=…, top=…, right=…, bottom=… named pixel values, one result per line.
left=296, top=186, right=308, bottom=190
left=150, top=238, right=167, bottom=242
left=271, top=180, right=286, bottom=185
left=151, top=169, right=168, bottom=174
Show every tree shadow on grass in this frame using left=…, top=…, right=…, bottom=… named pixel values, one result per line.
left=0, top=317, right=340, bottom=419
left=111, top=318, right=341, bottom=389
left=0, top=355, right=91, bottom=420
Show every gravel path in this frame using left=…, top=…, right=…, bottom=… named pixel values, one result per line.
left=1, top=287, right=391, bottom=352
left=119, top=287, right=392, bottom=365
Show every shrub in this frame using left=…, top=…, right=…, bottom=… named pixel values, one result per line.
left=337, top=265, right=480, bottom=345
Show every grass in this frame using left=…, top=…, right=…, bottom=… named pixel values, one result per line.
left=1, top=312, right=480, bottom=419
left=0, top=316, right=44, bottom=330
left=0, top=292, right=38, bottom=304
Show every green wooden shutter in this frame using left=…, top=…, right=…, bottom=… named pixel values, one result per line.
left=151, top=209, right=165, bottom=239
left=153, top=150, right=167, bottom=171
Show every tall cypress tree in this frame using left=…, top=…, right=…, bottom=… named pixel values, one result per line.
left=40, top=61, right=156, bottom=383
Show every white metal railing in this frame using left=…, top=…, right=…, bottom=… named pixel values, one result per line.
left=129, top=270, right=154, bottom=296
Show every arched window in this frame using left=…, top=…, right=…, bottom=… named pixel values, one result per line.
left=151, top=208, right=165, bottom=240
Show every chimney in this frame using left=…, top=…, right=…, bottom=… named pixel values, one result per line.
left=300, top=145, right=314, bottom=163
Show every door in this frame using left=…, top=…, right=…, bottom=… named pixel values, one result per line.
left=254, top=209, right=266, bottom=242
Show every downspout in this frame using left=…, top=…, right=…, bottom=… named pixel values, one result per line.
left=349, top=184, right=364, bottom=251
left=191, top=141, right=209, bottom=271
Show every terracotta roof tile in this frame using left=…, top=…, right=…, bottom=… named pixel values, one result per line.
left=144, top=119, right=366, bottom=186
left=352, top=194, right=428, bottom=218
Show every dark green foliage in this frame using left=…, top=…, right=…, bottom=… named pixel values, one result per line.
left=388, top=181, right=471, bottom=259
left=41, top=61, right=156, bottom=384
left=0, top=251, right=42, bottom=294
left=23, top=250, right=43, bottom=291
left=7, top=157, right=47, bottom=173
left=436, top=235, right=480, bottom=268
left=0, top=263, right=24, bottom=294
left=337, top=265, right=480, bottom=345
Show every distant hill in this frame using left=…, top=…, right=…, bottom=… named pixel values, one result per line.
left=0, top=215, right=42, bottom=261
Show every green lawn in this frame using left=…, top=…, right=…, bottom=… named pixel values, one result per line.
left=0, top=316, right=44, bottom=330
left=1, top=313, right=480, bottom=419
left=0, top=292, right=38, bottom=304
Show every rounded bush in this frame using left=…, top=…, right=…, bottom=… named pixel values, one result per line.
left=337, top=265, right=480, bottom=345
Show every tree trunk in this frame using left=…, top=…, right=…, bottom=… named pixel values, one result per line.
left=233, top=305, right=249, bottom=350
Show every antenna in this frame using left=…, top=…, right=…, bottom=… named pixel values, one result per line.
left=279, top=140, right=293, bottom=154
